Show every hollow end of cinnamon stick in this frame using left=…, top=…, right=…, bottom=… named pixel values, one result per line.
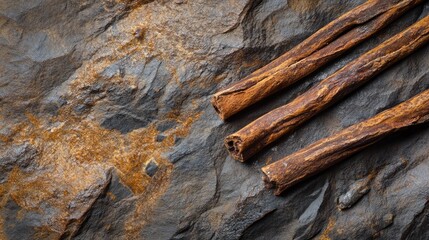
left=224, top=135, right=245, bottom=162
left=262, top=174, right=274, bottom=189
left=262, top=172, right=282, bottom=195
left=211, top=95, right=226, bottom=120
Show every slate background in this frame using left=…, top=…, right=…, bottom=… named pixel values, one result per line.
left=1, top=0, right=429, bottom=239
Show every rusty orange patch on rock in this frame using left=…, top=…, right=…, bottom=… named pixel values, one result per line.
left=0, top=213, right=5, bottom=240
left=288, top=0, right=321, bottom=13
left=319, top=218, right=336, bottom=240
left=0, top=1, right=207, bottom=238
left=0, top=108, right=200, bottom=237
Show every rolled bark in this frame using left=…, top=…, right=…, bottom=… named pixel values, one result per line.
left=226, top=15, right=429, bottom=162
left=212, top=0, right=424, bottom=120
left=262, top=89, right=429, bottom=195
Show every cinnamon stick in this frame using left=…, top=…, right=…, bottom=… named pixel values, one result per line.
left=262, top=88, right=429, bottom=195
left=212, top=0, right=425, bottom=120
left=226, top=15, right=429, bottom=162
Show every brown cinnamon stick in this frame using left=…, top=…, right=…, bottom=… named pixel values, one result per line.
left=262, top=88, right=429, bottom=195
left=212, top=0, right=425, bottom=120
left=226, top=15, right=429, bottom=162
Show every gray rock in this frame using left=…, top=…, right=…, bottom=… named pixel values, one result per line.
left=0, top=143, right=38, bottom=183
left=1, top=0, right=429, bottom=239
left=101, top=112, right=150, bottom=134
left=145, top=159, right=159, bottom=177
left=337, top=177, right=371, bottom=210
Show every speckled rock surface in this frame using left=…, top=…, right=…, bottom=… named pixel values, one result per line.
left=1, top=0, right=429, bottom=239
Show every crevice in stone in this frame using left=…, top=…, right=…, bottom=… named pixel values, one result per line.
left=60, top=169, right=113, bottom=239
left=401, top=200, right=429, bottom=240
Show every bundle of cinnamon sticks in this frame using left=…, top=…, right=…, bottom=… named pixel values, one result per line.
left=212, top=0, right=429, bottom=195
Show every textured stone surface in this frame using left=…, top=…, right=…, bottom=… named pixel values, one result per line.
left=1, top=0, right=429, bottom=239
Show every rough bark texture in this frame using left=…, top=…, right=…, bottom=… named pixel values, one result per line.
left=262, top=89, right=429, bottom=195
left=211, top=0, right=423, bottom=120
left=1, top=0, right=429, bottom=239
left=226, top=15, right=429, bottom=162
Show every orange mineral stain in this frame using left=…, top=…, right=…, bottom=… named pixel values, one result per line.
left=0, top=1, right=206, bottom=238
left=0, top=214, right=5, bottom=240
left=0, top=108, right=200, bottom=237
left=288, top=0, right=321, bottom=13
left=319, top=218, right=336, bottom=240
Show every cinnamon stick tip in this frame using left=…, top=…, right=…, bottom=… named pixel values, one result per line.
left=211, top=95, right=226, bottom=120
left=262, top=168, right=284, bottom=194
left=224, top=135, right=245, bottom=162
left=262, top=171, right=280, bottom=195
